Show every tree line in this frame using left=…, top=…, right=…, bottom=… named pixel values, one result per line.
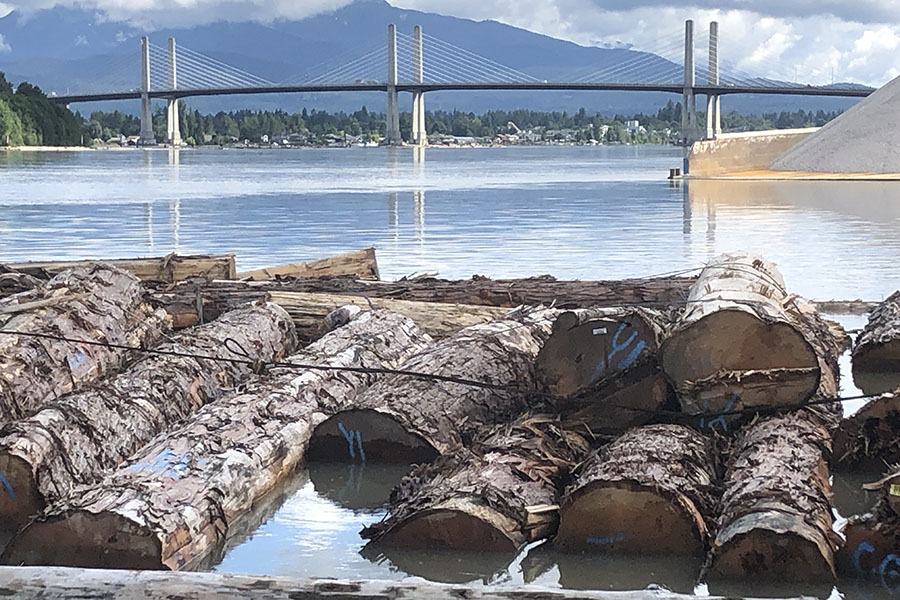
left=0, top=72, right=83, bottom=146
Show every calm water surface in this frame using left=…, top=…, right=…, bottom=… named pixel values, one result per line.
left=2, top=146, right=900, bottom=597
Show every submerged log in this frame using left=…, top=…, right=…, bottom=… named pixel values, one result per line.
left=308, top=307, right=557, bottom=463
left=4, top=254, right=236, bottom=283
left=362, top=415, right=590, bottom=552
left=236, top=247, right=379, bottom=281
left=706, top=411, right=839, bottom=581
left=833, top=390, right=900, bottom=470
left=536, top=307, right=671, bottom=434
left=2, top=308, right=430, bottom=570
left=0, top=301, right=296, bottom=533
left=554, top=424, right=717, bottom=555
left=853, top=291, right=900, bottom=395
left=660, top=251, right=840, bottom=418
left=0, top=265, right=169, bottom=423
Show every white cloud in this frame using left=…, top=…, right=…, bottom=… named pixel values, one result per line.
left=0, top=33, right=9, bottom=53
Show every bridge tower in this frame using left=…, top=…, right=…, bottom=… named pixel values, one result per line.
left=167, top=38, right=183, bottom=146
left=705, top=22, right=721, bottom=139
left=385, top=24, right=402, bottom=146
left=139, top=36, right=156, bottom=146
left=680, top=20, right=698, bottom=146
left=411, top=25, right=427, bottom=147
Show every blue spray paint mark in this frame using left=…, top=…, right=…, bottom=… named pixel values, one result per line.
left=337, top=422, right=355, bottom=459
left=586, top=532, right=626, bottom=546
left=0, top=471, right=15, bottom=501
left=616, top=340, right=646, bottom=371
left=854, top=541, right=876, bottom=574
left=127, top=448, right=191, bottom=479
left=699, top=394, right=738, bottom=433
left=608, top=324, right=638, bottom=362
left=355, top=430, right=366, bottom=463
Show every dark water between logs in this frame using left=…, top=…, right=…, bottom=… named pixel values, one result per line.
left=2, top=146, right=900, bottom=597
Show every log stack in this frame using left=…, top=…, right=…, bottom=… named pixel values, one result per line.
left=362, top=415, right=590, bottom=553
left=833, top=390, right=900, bottom=470
left=0, top=301, right=296, bottom=532
left=307, top=307, right=557, bottom=463
left=0, top=265, right=169, bottom=423
left=3, top=254, right=237, bottom=283
left=2, top=307, right=431, bottom=570
left=852, top=291, right=900, bottom=396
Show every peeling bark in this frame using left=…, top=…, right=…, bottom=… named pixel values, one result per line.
left=833, top=390, right=900, bottom=470
left=362, top=415, right=590, bottom=552
left=536, top=307, right=672, bottom=434
left=308, top=307, right=557, bottom=463
left=0, top=265, right=169, bottom=423
left=2, top=308, right=430, bottom=570
left=706, top=411, right=839, bottom=581
left=853, top=291, right=900, bottom=396
left=0, top=301, right=296, bottom=533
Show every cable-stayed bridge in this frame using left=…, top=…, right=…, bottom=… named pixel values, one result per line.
left=48, top=20, right=873, bottom=146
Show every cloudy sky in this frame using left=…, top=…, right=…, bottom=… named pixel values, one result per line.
left=1, top=0, right=899, bottom=86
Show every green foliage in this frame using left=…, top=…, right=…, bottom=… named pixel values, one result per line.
left=0, top=71, right=83, bottom=147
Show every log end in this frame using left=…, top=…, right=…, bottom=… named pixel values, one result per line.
left=562, top=372, right=670, bottom=434
left=554, top=481, right=705, bottom=555
left=709, top=513, right=836, bottom=581
left=308, top=410, right=439, bottom=464
left=2, top=511, right=164, bottom=570
left=0, top=453, right=42, bottom=533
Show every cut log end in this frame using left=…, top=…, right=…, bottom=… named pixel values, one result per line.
left=307, top=410, right=439, bottom=464
left=0, top=453, right=40, bottom=533
left=709, top=514, right=836, bottom=581
left=3, top=511, right=162, bottom=570
left=555, top=482, right=705, bottom=556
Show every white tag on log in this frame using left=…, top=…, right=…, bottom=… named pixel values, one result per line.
left=592, top=327, right=608, bottom=335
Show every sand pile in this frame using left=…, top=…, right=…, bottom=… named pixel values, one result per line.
left=771, top=76, right=900, bottom=174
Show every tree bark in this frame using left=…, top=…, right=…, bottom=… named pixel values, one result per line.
left=833, top=390, right=900, bottom=470
left=853, top=291, right=900, bottom=396
left=236, top=247, right=379, bottom=281
left=2, top=308, right=430, bottom=570
left=660, top=252, right=842, bottom=418
left=362, top=415, right=590, bottom=553
left=4, top=254, right=236, bottom=283
left=308, top=307, right=557, bottom=463
left=536, top=307, right=672, bottom=434
left=554, top=424, right=717, bottom=555
left=705, top=411, right=840, bottom=581
left=0, top=301, right=296, bottom=533
left=0, top=270, right=41, bottom=298
left=0, top=265, right=169, bottom=424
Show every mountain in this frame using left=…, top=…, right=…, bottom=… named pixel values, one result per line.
left=0, top=1, right=860, bottom=116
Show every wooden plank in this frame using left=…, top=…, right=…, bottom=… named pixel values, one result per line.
left=4, top=254, right=236, bottom=283
left=236, top=248, right=379, bottom=281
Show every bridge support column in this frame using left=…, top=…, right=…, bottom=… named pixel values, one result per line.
left=139, top=36, right=156, bottom=146
left=411, top=25, right=427, bottom=147
left=167, top=38, right=182, bottom=146
left=385, top=24, right=402, bottom=146
left=705, top=21, right=721, bottom=139
left=681, top=20, right=698, bottom=147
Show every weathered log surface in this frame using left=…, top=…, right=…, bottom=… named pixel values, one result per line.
left=836, top=498, right=900, bottom=579
left=4, top=254, right=236, bottom=283
left=660, top=252, right=840, bottom=418
left=236, top=247, right=379, bottom=281
left=833, top=390, right=900, bottom=470
left=853, top=291, right=900, bottom=395
left=0, top=270, right=41, bottom=297
left=0, top=265, right=169, bottom=423
left=363, top=415, right=590, bottom=552
left=0, top=567, right=798, bottom=600
left=706, top=411, right=839, bottom=581
left=3, top=308, right=430, bottom=570
left=536, top=307, right=672, bottom=434
left=308, top=307, right=557, bottom=463
left=0, top=301, right=296, bottom=533
left=555, top=424, right=717, bottom=555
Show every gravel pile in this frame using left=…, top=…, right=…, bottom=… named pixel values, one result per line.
left=770, top=76, right=900, bottom=174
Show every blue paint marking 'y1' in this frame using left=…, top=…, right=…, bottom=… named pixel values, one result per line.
left=338, top=422, right=366, bottom=463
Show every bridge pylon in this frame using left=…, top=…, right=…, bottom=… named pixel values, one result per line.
left=705, top=22, right=721, bottom=140
left=680, top=20, right=698, bottom=147
left=139, top=36, right=157, bottom=146
left=411, top=25, right=427, bottom=147
left=167, top=38, right=183, bottom=146
left=385, top=24, right=402, bottom=146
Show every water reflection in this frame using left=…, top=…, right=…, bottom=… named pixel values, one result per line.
left=360, top=544, right=513, bottom=585
left=307, top=461, right=411, bottom=512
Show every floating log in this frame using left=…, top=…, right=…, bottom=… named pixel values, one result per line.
left=705, top=411, right=840, bottom=581
left=2, top=307, right=430, bottom=570
left=660, top=251, right=840, bottom=418
left=0, top=265, right=169, bottom=423
left=236, top=247, right=379, bottom=281
left=362, top=415, right=590, bottom=552
left=853, top=291, right=900, bottom=395
left=0, top=301, right=296, bottom=533
left=0, top=566, right=776, bottom=600
left=308, top=307, right=557, bottom=463
left=554, top=424, right=716, bottom=555
left=836, top=498, right=900, bottom=578
left=535, top=307, right=671, bottom=434
left=833, top=390, right=900, bottom=470
left=4, top=253, right=236, bottom=283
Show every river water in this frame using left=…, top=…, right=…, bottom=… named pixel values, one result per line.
left=2, top=145, right=900, bottom=598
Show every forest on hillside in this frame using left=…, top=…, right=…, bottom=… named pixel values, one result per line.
left=0, top=72, right=83, bottom=146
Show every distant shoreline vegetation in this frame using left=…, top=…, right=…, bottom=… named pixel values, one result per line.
left=0, top=72, right=83, bottom=147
